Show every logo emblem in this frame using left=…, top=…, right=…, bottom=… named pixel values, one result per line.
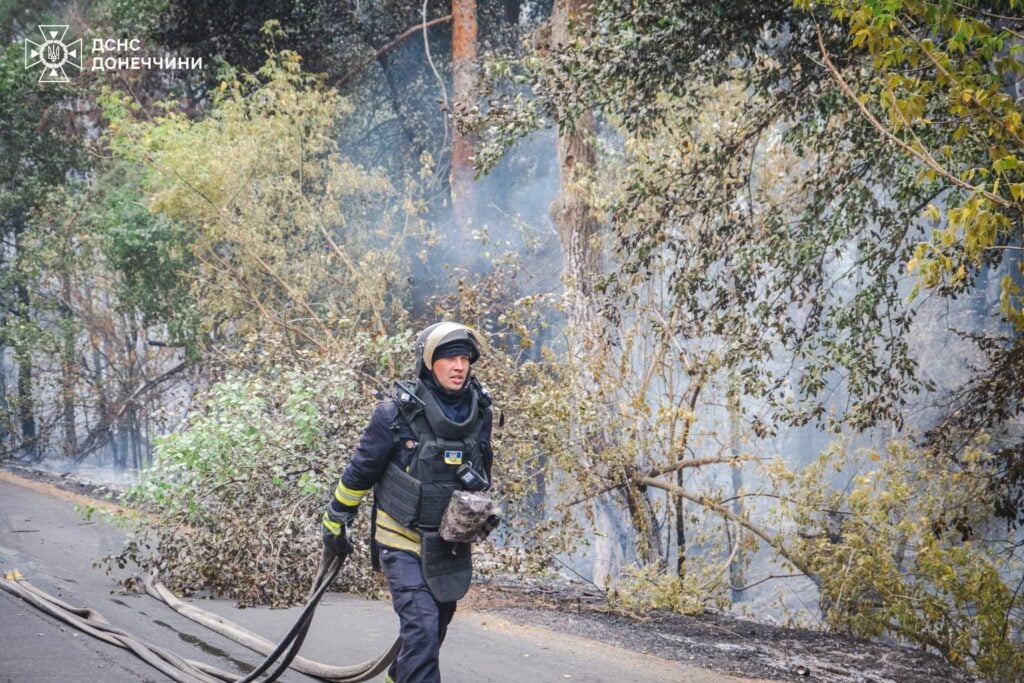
left=443, top=450, right=463, bottom=465
left=25, top=25, right=82, bottom=83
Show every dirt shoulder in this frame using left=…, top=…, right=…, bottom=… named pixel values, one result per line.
left=2, top=464, right=976, bottom=683
left=0, top=467, right=126, bottom=512
left=462, top=580, right=973, bottom=683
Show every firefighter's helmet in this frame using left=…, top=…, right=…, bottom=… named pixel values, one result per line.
left=414, top=322, right=488, bottom=378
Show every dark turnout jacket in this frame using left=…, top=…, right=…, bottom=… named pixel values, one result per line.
left=328, top=387, right=493, bottom=554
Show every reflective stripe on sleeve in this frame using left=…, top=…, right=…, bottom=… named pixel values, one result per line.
left=322, top=510, right=342, bottom=535
left=334, top=481, right=369, bottom=507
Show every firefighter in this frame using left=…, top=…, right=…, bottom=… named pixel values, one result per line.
left=321, top=322, right=496, bottom=683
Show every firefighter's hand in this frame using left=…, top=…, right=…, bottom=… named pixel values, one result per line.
left=475, top=513, right=502, bottom=542
left=322, top=509, right=355, bottom=564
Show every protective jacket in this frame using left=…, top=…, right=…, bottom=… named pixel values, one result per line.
left=331, top=378, right=493, bottom=601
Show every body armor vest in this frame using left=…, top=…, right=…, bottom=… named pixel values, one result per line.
left=373, top=379, right=489, bottom=602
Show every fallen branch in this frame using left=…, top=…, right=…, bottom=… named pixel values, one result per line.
left=639, top=476, right=818, bottom=582
left=75, top=362, right=188, bottom=461
left=648, top=455, right=748, bottom=479
left=729, top=573, right=806, bottom=592
left=565, top=456, right=749, bottom=507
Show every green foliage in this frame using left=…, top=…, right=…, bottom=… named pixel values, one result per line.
left=108, top=331, right=408, bottom=605
left=106, top=272, right=592, bottom=604
left=0, top=38, right=90, bottom=455
left=471, top=1, right=936, bottom=433
left=804, top=0, right=1024, bottom=330
left=0, top=39, right=87, bottom=285
left=467, top=5, right=1024, bottom=674
left=100, top=47, right=402, bottom=348
left=102, top=0, right=170, bottom=36
left=608, top=563, right=710, bottom=614
left=800, top=0, right=1024, bottom=528
left=773, top=440, right=1024, bottom=679
left=87, top=163, right=198, bottom=346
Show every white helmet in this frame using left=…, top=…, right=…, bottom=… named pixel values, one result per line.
left=414, top=322, right=489, bottom=378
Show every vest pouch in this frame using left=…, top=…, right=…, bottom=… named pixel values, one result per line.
left=429, top=459, right=459, bottom=475
left=419, top=482, right=457, bottom=529
left=439, top=491, right=494, bottom=543
left=420, top=530, right=472, bottom=602
left=375, top=463, right=421, bottom=528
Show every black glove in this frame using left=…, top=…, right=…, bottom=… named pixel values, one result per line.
left=475, top=513, right=502, bottom=542
left=321, top=509, right=355, bottom=564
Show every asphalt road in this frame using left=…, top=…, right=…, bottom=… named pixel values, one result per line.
left=0, top=473, right=747, bottom=683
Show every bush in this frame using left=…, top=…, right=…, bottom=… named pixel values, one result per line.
left=775, top=440, right=1024, bottom=680
left=106, top=331, right=408, bottom=606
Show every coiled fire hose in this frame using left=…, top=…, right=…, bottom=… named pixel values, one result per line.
left=1, top=552, right=400, bottom=683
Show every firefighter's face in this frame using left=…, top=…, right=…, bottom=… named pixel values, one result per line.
left=432, top=355, right=470, bottom=391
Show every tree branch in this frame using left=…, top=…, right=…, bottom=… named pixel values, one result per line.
left=892, top=15, right=1024, bottom=151
left=649, top=455, right=748, bottom=479
left=74, top=362, right=188, bottom=461
left=730, top=573, right=807, bottom=592
left=248, top=251, right=340, bottom=353
left=814, top=23, right=1011, bottom=209
left=640, top=476, right=818, bottom=581
left=333, top=15, right=453, bottom=90
left=564, top=456, right=744, bottom=507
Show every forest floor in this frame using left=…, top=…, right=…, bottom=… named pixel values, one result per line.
left=2, top=463, right=975, bottom=683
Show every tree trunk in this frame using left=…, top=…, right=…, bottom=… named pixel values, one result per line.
left=87, top=283, right=112, bottom=462
left=728, top=385, right=744, bottom=601
left=450, top=0, right=478, bottom=262
left=625, top=482, right=664, bottom=567
left=15, top=331, right=36, bottom=460
left=675, top=468, right=687, bottom=577
left=378, top=53, right=420, bottom=157
left=60, top=234, right=77, bottom=458
left=14, top=226, right=37, bottom=461
left=545, top=0, right=640, bottom=584
left=547, top=0, right=603, bottom=346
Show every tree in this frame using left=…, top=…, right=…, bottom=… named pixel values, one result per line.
left=102, top=45, right=401, bottom=349
left=518, top=0, right=664, bottom=579
left=0, top=41, right=87, bottom=459
left=801, top=0, right=1024, bottom=526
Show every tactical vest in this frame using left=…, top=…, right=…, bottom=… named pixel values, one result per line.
left=373, top=379, right=489, bottom=601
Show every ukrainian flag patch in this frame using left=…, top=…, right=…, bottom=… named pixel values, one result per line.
left=444, top=450, right=463, bottom=465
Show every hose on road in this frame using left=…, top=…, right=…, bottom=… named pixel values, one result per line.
left=2, top=569, right=232, bottom=683
left=2, top=558, right=400, bottom=683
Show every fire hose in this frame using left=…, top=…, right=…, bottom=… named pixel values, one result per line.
left=1, top=552, right=401, bottom=683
